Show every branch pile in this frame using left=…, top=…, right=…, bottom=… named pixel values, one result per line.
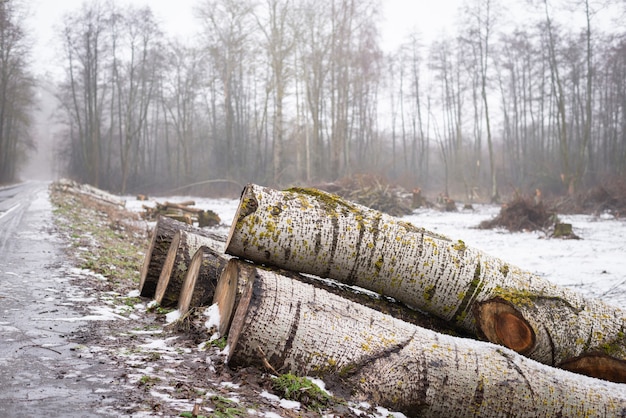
left=314, top=174, right=414, bottom=216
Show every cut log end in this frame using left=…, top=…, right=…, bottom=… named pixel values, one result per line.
left=154, top=232, right=182, bottom=305
left=139, top=218, right=164, bottom=297
left=177, top=246, right=205, bottom=316
left=213, top=260, right=242, bottom=337
left=225, top=184, right=257, bottom=254
left=560, top=354, right=626, bottom=383
left=476, top=299, right=535, bottom=354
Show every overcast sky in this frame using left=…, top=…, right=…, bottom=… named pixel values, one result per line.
left=28, top=0, right=469, bottom=77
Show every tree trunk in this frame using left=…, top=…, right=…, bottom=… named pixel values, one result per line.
left=139, top=215, right=225, bottom=297
left=177, top=245, right=229, bottom=316
left=219, top=262, right=626, bottom=418
left=225, top=184, right=626, bottom=382
left=155, top=230, right=226, bottom=307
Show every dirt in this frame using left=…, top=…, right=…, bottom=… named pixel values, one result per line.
left=49, top=185, right=402, bottom=418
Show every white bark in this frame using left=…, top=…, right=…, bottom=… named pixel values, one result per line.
left=225, top=184, right=626, bottom=382
left=224, top=263, right=626, bottom=418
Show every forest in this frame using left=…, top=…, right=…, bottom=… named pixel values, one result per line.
left=1, top=0, right=625, bottom=202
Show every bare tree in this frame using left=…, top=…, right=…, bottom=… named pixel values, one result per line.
left=0, top=0, right=35, bottom=183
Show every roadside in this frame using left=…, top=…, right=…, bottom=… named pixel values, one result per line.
left=43, top=182, right=399, bottom=417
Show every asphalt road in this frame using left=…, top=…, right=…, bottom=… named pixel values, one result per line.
left=0, top=182, right=120, bottom=417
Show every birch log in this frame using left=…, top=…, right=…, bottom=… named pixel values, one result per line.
left=177, top=246, right=228, bottom=316
left=139, top=215, right=225, bottom=298
left=225, top=184, right=626, bottom=382
left=155, top=230, right=226, bottom=307
left=221, top=263, right=626, bottom=418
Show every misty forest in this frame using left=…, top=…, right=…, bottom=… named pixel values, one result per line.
left=1, top=0, right=625, bottom=202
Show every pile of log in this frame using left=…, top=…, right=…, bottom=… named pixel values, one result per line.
left=142, top=200, right=220, bottom=227
left=138, top=184, right=626, bottom=417
left=52, top=178, right=126, bottom=208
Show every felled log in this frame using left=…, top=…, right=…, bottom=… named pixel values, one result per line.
left=177, top=246, right=229, bottom=316
left=155, top=230, right=226, bottom=307
left=138, top=215, right=225, bottom=297
left=53, top=178, right=125, bottom=208
left=218, top=263, right=626, bottom=418
left=225, top=184, right=626, bottom=382
left=142, top=200, right=221, bottom=227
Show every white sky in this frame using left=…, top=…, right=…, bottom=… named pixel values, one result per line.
left=28, top=0, right=465, bottom=77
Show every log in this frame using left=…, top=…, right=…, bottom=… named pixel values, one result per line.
left=177, top=246, right=229, bottom=316
left=53, top=178, right=125, bottom=208
left=225, top=184, right=626, bottom=382
left=219, top=263, right=626, bottom=418
left=155, top=230, right=226, bottom=307
left=138, top=215, right=225, bottom=297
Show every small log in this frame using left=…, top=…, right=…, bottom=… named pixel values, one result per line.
left=138, top=215, right=225, bottom=297
left=220, top=264, right=626, bottom=418
left=54, top=178, right=125, bottom=208
left=225, top=184, right=626, bottom=382
left=177, top=246, right=229, bottom=316
left=155, top=230, right=226, bottom=307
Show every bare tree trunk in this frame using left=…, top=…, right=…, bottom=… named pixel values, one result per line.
left=225, top=184, right=626, bottom=382
left=139, top=215, right=224, bottom=297
left=219, top=261, right=626, bottom=418
left=177, top=245, right=228, bottom=316
left=155, top=230, right=226, bottom=307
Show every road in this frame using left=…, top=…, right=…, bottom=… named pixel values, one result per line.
left=0, top=182, right=121, bottom=417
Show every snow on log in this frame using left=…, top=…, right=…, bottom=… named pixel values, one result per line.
left=139, top=215, right=225, bottom=297
left=177, top=246, right=229, bottom=316
left=225, top=184, right=626, bottom=382
left=155, top=230, right=226, bottom=307
left=222, top=263, right=626, bottom=418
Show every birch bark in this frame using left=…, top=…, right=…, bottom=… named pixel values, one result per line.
left=225, top=184, right=626, bottom=382
left=224, top=264, right=626, bottom=418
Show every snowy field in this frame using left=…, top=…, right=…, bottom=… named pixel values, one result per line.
left=127, top=195, right=626, bottom=308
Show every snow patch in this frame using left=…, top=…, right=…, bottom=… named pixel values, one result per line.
left=203, top=303, right=221, bottom=330
left=165, top=309, right=181, bottom=324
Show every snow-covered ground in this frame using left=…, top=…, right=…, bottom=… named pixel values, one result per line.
left=128, top=196, right=626, bottom=308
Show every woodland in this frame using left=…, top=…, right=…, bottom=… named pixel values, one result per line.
left=1, top=0, right=626, bottom=203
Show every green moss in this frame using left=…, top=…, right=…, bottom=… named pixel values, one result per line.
left=499, top=264, right=510, bottom=277
left=423, top=284, right=436, bottom=302
left=286, top=187, right=357, bottom=216
left=271, top=373, right=333, bottom=411
left=452, top=240, right=466, bottom=252
left=374, top=256, right=384, bottom=274
left=492, top=286, right=536, bottom=307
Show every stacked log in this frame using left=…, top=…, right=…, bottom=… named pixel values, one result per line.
left=223, top=184, right=626, bottom=383
left=138, top=215, right=225, bottom=298
left=215, top=259, right=626, bottom=418
left=154, top=230, right=227, bottom=307
left=142, top=200, right=220, bottom=227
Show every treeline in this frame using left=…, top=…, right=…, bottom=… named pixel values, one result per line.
left=7, top=0, right=626, bottom=199
left=0, top=0, right=36, bottom=184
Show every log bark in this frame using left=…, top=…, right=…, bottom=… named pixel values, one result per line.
left=139, top=215, right=225, bottom=297
left=225, top=184, right=626, bottom=382
left=177, top=246, right=229, bottom=316
left=155, top=230, right=225, bottom=307
left=220, top=263, right=626, bottom=418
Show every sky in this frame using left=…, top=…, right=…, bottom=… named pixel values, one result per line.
left=28, top=0, right=465, bottom=77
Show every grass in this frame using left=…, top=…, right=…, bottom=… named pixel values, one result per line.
left=271, top=373, right=334, bottom=411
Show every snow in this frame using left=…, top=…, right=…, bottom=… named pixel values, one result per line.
left=165, top=309, right=181, bottom=324
left=203, top=303, right=221, bottom=330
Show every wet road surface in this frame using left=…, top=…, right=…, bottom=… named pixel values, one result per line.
left=0, top=182, right=121, bottom=417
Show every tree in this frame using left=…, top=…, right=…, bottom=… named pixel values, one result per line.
left=0, top=0, right=35, bottom=184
